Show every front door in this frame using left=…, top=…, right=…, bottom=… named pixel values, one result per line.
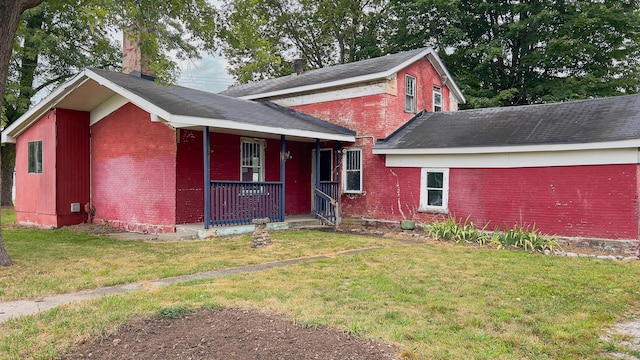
left=311, top=149, right=333, bottom=211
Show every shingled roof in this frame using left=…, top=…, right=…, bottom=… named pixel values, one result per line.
left=220, top=47, right=465, bottom=104
left=3, top=68, right=356, bottom=143
left=374, top=94, right=640, bottom=154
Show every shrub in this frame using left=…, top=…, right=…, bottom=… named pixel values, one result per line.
left=426, top=217, right=559, bottom=252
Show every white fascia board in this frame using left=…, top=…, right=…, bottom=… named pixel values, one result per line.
left=2, top=71, right=89, bottom=143
left=425, top=51, right=466, bottom=104
left=90, top=94, right=129, bottom=125
left=84, top=70, right=172, bottom=122
left=171, top=115, right=356, bottom=142
left=373, top=139, right=640, bottom=155
left=384, top=147, right=640, bottom=168
left=240, top=49, right=437, bottom=101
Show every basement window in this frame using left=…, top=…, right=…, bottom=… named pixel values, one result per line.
left=343, top=148, right=362, bottom=193
left=28, top=140, right=43, bottom=174
left=419, top=168, right=449, bottom=213
left=405, top=75, right=417, bottom=113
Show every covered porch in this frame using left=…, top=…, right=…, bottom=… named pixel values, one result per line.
left=173, top=102, right=356, bottom=230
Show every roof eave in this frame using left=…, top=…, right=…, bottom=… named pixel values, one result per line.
left=172, top=115, right=356, bottom=142
left=372, top=139, right=640, bottom=155
left=2, top=70, right=90, bottom=143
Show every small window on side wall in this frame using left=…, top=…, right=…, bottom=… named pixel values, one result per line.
left=419, top=168, right=448, bottom=213
left=343, top=148, right=362, bottom=193
left=405, top=75, right=417, bottom=113
left=240, top=138, right=265, bottom=182
left=433, top=85, right=442, bottom=112
left=28, top=140, right=43, bottom=174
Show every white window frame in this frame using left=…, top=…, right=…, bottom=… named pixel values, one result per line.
left=28, top=140, right=43, bottom=174
left=405, top=75, right=417, bottom=113
left=240, top=138, right=265, bottom=182
left=433, top=85, right=443, bottom=112
left=342, top=147, right=363, bottom=194
left=419, top=168, right=449, bottom=213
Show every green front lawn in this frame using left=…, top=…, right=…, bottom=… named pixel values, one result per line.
left=0, top=207, right=639, bottom=359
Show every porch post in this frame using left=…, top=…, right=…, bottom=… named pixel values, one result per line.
left=315, top=139, right=320, bottom=216
left=280, top=135, right=286, bottom=222
left=203, top=126, right=211, bottom=229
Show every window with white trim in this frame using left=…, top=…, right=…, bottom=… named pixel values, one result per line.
left=240, top=138, right=265, bottom=182
left=343, top=148, right=362, bottom=193
left=28, top=140, right=43, bottom=174
left=433, top=85, right=442, bottom=112
left=419, top=168, right=449, bottom=212
left=405, top=75, right=417, bottom=113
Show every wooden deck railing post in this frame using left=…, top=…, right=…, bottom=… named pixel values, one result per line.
left=203, top=126, right=211, bottom=229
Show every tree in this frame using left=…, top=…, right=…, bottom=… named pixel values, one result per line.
left=218, top=0, right=387, bottom=83
left=0, top=0, right=45, bottom=266
left=385, top=0, right=640, bottom=108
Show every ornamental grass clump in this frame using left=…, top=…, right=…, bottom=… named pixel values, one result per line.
left=427, top=217, right=559, bottom=252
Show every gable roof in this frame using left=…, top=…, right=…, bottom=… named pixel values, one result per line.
left=2, top=68, right=356, bottom=143
left=220, top=47, right=466, bottom=104
left=373, top=94, right=640, bottom=155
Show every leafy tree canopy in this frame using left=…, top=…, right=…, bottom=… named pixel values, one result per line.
left=221, top=0, right=640, bottom=107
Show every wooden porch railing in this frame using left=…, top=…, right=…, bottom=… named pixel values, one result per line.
left=208, top=181, right=284, bottom=226
left=315, top=181, right=339, bottom=225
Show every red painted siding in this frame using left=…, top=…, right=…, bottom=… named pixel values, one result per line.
left=91, top=103, right=177, bottom=233
left=348, top=164, right=640, bottom=240
left=176, top=130, right=314, bottom=224
left=15, top=110, right=57, bottom=227
left=55, top=109, right=90, bottom=226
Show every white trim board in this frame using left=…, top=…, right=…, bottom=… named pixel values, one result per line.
left=384, top=148, right=640, bottom=168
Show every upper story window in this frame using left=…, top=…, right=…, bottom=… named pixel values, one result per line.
left=241, top=138, right=265, bottom=182
left=419, top=168, right=449, bottom=213
left=343, top=148, right=362, bottom=193
left=28, top=140, right=43, bottom=174
left=433, top=85, right=443, bottom=112
left=405, top=75, right=417, bottom=113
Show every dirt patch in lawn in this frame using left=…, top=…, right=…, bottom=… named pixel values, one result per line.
left=63, top=307, right=400, bottom=360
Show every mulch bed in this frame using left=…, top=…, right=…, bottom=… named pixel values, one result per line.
left=63, top=308, right=400, bottom=359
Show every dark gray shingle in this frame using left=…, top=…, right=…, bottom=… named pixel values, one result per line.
left=375, top=94, right=640, bottom=150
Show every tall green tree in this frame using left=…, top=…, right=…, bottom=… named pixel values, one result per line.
left=0, top=0, right=45, bottom=266
left=386, top=0, right=640, bottom=107
left=219, top=0, right=387, bottom=83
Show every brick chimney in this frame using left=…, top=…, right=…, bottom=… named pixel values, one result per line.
left=122, top=22, right=154, bottom=78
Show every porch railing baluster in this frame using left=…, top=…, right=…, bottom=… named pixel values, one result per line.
left=208, top=181, right=284, bottom=226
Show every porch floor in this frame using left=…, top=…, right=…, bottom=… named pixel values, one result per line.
left=176, top=214, right=323, bottom=240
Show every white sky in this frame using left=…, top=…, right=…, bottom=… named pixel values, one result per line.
left=178, top=54, right=234, bottom=93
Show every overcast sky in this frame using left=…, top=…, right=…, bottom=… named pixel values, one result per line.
left=178, top=54, right=234, bottom=94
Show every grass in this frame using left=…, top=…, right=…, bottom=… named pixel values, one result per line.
left=0, top=212, right=389, bottom=301
left=1, top=207, right=640, bottom=359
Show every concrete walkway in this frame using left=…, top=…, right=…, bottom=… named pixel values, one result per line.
left=0, top=248, right=381, bottom=324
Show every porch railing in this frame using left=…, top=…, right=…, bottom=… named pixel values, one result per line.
left=315, top=181, right=339, bottom=225
left=208, top=181, right=283, bottom=226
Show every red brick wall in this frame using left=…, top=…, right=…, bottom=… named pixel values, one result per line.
left=290, top=58, right=452, bottom=221
left=351, top=164, right=639, bottom=240
left=55, top=109, right=90, bottom=226
left=176, top=130, right=314, bottom=223
left=448, top=165, right=639, bottom=240
left=91, top=103, right=177, bottom=233
left=15, top=110, right=58, bottom=227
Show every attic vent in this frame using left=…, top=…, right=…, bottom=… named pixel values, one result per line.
left=293, top=59, right=304, bottom=75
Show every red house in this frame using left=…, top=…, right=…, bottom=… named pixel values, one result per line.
left=2, top=68, right=355, bottom=233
